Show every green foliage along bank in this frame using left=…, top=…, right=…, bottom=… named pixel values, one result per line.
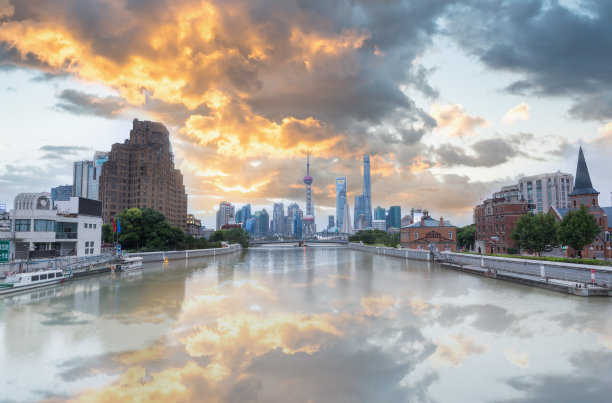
left=101, top=207, right=248, bottom=251
left=349, top=229, right=400, bottom=248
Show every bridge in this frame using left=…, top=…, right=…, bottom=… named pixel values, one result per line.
left=249, top=239, right=348, bottom=247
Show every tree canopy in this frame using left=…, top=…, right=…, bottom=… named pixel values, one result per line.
left=558, top=206, right=600, bottom=256
left=349, top=229, right=399, bottom=247
left=511, top=213, right=558, bottom=256
left=457, top=224, right=475, bottom=250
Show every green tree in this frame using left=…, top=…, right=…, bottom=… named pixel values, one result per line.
left=457, top=224, right=475, bottom=250
left=558, top=206, right=600, bottom=257
left=101, top=223, right=114, bottom=243
left=511, top=213, right=559, bottom=256
left=349, top=229, right=399, bottom=247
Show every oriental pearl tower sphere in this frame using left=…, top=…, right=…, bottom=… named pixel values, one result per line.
left=303, top=153, right=316, bottom=236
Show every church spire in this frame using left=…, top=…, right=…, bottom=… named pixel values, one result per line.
left=570, top=146, right=598, bottom=196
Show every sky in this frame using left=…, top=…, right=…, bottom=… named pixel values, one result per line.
left=1, top=0, right=611, bottom=228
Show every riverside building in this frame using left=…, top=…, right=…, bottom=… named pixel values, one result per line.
left=400, top=210, right=457, bottom=251
left=0, top=192, right=102, bottom=259
left=99, top=119, right=187, bottom=229
left=474, top=193, right=528, bottom=254
left=518, top=172, right=573, bottom=214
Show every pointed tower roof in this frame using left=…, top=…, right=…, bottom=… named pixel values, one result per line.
left=570, top=146, right=598, bottom=196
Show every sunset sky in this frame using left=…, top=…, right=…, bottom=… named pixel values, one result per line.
left=1, top=0, right=611, bottom=228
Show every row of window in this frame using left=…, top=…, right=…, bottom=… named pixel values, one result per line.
left=30, top=272, right=63, bottom=281
left=84, top=223, right=97, bottom=229
left=413, top=231, right=453, bottom=239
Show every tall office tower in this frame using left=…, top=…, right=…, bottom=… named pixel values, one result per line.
left=328, top=215, right=335, bottom=230
left=255, top=209, right=269, bottom=234
left=302, top=154, right=316, bottom=235
left=100, top=119, right=188, bottom=228
left=241, top=204, right=251, bottom=223
left=362, top=154, right=372, bottom=227
left=272, top=203, right=285, bottom=234
left=335, top=177, right=347, bottom=229
left=235, top=208, right=242, bottom=225
left=374, top=206, right=386, bottom=221
left=50, top=185, right=72, bottom=206
left=216, top=201, right=235, bottom=229
left=73, top=160, right=93, bottom=198
left=518, top=172, right=574, bottom=213
left=354, top=195, right=366, bottom=229
left=356, top=214, right=367, bottom=231
left=342, top=201, right=353, bottom=234
left=388, top=206, right=401, bottom=229
left=287, top=203, right=302, bottom=235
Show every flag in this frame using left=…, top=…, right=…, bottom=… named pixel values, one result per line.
left=117, top=219, right=121, bottom=234
left=112, top=218, right=117, bottom=233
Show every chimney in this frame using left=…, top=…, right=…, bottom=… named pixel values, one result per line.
left=421, top=216, right=425, bottom=227
left=440, top=216, right=444, bottom=227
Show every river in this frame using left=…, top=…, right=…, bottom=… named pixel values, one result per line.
left=1, top=247, right=611, bottom=402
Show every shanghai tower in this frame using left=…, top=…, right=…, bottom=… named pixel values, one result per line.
left=363, top=154, right=372, bottom=227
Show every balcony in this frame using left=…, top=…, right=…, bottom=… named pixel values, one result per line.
left=56, top=232, right=78, bottom=239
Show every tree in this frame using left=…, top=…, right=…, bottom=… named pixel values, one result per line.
left=511, top=213, right=558, bottom=256
left=348, top=229, right=399, bottom=247
left=101, top=223, right=113, bottom=243
left=558, top=206, right=600, bottom=257
left=457, top=224, right=475, bottom=250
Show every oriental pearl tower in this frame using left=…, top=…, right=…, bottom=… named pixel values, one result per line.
left=303, top=153, right=316, bottom=236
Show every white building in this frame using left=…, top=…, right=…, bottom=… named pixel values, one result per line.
left=518, top=172, right=574, bottom=214
left=0, top=192, right=103, bottom=260
left=372, top=219, right=386, bottom=231
left=215, top=201, right=235, bottom=230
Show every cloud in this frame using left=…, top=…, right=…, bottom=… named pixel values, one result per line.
left=430, top=334, right=489, bottom=367
left=361, top=295, right=396, bottom=317
left=502, top=102, right=529, bottom=125
left=430, top=103, right=490, bottom=136
left=55, top=89, right=126, bottom=118
left=446, top=1, right=612, bottom=121
left=0, top=0, right=13, bottom=19
left=502, top=347, right=529, bottom=369
left=435, top=138, right=518, bottom=167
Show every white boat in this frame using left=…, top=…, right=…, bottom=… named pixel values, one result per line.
left=0, top=269, right=68, bottom=295
left=116, top=256, right=143, bottom=272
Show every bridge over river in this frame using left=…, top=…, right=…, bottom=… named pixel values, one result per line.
left=249, top=239, right=348, bottom=247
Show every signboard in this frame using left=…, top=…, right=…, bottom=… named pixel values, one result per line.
left=0, top=240, right=9, bottom=263
left=0, top=203, right=6, bottom=213
left=116, top=244, right=121, bottom=254
left=0, top=214, right=10, bottom=232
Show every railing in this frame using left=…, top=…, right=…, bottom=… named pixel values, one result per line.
left=0, top=253, right=117, bottom=275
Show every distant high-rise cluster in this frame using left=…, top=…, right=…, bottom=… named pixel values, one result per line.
left=73, top=151, right=108, bottom=200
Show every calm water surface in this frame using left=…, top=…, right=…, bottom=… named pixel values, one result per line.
left=1, top=247, right=612, bottom=402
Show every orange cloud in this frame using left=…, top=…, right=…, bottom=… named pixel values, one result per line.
left=430, top=103, right=490, bottom=137
left=502, top=102, right=530, bottom=125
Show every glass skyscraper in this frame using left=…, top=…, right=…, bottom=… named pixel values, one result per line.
left=354, top=195, right=366, bottom=229
left=374, top=206, right=386, bottom=221
left=388, top=206, right=401, bottom=229
left=363, top=154, right=372, bottom=227
left=335, top=177, right=347, bottom=229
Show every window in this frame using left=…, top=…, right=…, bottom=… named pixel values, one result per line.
left=40, top=274, right=47, bottom=280
left=34, top=220, right=55, bottom=232
left=85, top=241, right=89, bottom=247
left=414, top=232, right=418, bottom=239
left=84, top=223, right=88, bottom=228
left=93, top=224, right=96, bottom=229
left=32, top=275, right=39, bottom=281
left=84, top=248, right=89, bottom=255
left=48, top=273, right=55, bottom=279
left=15, top=219, right=31, bottom=231
left=449, top=231, right=453, bottom=239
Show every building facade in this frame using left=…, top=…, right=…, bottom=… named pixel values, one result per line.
left=374, top=206, right=386, bottom=221
left=549, top=147, right=611, bottom=259
left=99, top=119, right=187, bottom=228
left=387, top=206, right=401, bottom=230
left=186, top=214, right=202, bottom=237
left=474, top=194, right=529, bottom=254
left=372, top=219, right=386, bottom=231
left=272, top=203, right=285, bottom=234
left=216, top=201, right=235, bottom=230
left=400, top=211, right=457, bottom=251
left=518, top=172, right=573, bottom=214
left=0, top=192, right=102, bottom=259
left=51, top=185, right=72, bottom=206
left=336, top=177, right=347, bottom=230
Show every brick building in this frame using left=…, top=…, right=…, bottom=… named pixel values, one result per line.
left=549, top=147, right=611, bottom=259
left=474, top=194, right=529, bottom=254
left=99, top=119, right=188, bottom=229
left=400, top=210, right=457, bottom=251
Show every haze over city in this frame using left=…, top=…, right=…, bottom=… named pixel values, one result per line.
left=1, top=0, right=611, bottom=228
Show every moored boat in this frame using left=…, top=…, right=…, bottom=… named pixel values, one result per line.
left=116, top=256, right=143, bottom=272
left=0, top=269, right=68, bottom=296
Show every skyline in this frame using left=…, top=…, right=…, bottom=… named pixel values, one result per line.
left=1, top=0, right=612, bottom=229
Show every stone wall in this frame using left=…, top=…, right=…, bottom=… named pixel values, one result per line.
left=130, top=244, right=241, bottom=263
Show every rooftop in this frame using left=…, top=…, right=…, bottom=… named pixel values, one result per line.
left=570, top=146, right=599, bottom=196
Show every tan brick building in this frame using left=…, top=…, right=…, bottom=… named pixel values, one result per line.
left=400, top=210, right=457, bottom=251
left=474, top=194, right=529, bottom=254
left=99, top=119, right=187, bottom=229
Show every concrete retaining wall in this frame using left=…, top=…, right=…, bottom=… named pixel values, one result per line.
left=349, top=243, right=430, bottom=260
left=130, top=244, right=242, bottom=263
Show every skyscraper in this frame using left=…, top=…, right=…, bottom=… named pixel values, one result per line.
left=388, top=206, right=401, bottom=229
left=287, top=203, right=302, bottom=235
left=73, top=151, right=108, bottom=200
left=363, top=154, right=373, bottom=227
left=241, top=204, right=252, bottom=223
left=99, top=119, right=188, bottom=228
left=328, top=215, right=335, bottom=230
left=354, top=195, right=366, bottom=229
left=272, top=203, right=285, bottom=234
left=335, top=177, right=347, bottom=229
left=342, top=201, right=353, bottom=234
left=50, top=185, right=72, bottom=207
left=303, top=154, right=316, bottom=235
left=216, top=201, right=235, bottom=229
left=374, top=206, right=386, bottom=221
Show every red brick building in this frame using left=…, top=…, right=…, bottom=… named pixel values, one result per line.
left=400, top=210, right=457, bottom=251
left=474, top=194, right=529, bottom=254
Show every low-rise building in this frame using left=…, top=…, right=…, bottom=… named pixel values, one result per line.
left=400, top=210, right=457, bottom=251
left=186, top=214, right=202, bottom=237
left=474, top=194, right=528, bottom=254
left=372, top=219, right=386, bottom=231
left=0, top=192, right=102, bottom=260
